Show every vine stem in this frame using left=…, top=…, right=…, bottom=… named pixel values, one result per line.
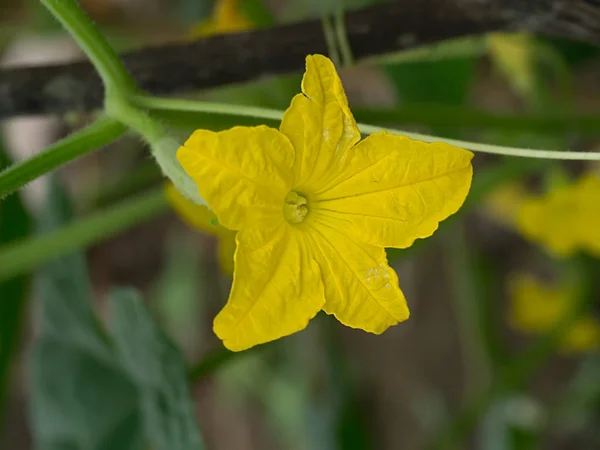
left=130, top=95, right=600, bottom=161
left=40, top=0, right=136, bottom=95
left=0, top=116, right=126, bottom=200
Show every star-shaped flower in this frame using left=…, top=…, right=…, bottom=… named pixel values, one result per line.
left=177, top=54, right=473, bottom=351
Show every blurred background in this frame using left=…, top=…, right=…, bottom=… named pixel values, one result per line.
left=1, top=0, right=600, bottom=449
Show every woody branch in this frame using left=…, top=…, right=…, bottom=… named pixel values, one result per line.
left=0, top=0, right=598, bottom=119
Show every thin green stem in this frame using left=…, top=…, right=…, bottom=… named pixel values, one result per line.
left=41, top=0, right=136, bottom=95
left=187, top=344, right=268, bottom=382
left=353, top=107, right=600, bottom=135
left=334, top=8, right=354, bottom=67
left=130, top=95, right=600, bottom=161
left=0, top=116, right=126, bottom=199
left=105, top=97, right=204, bottom=205
left=364, top=36, right=488, bottom=66
left=321, top=15, right=341, bottom=67
left=0, top=188, right=169, bottom=282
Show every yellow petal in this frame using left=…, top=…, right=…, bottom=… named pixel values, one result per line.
left=483, top=182, right=530, bottom=227
left=509, top=275, right=567, bottom=332
left=487, top=33, right=537, bottom=99
left=166, top=183, right=236, bottom=275
left=509, top=274, right=600, bottom=354
left=279, top=54, right=360, bottom=189
left=575, top=173, right=600, bottom=256
left=177, top=126, right=295, bottom=230
left=214, top=223, right=325, bottom=351
left=308, top=217, right=409, bottom=333
left=217, top=233, right=236, bottom=276
left=189, top=0, right=251, bottom=38
left=516, top=173, right=600, bottom=258
left=562, top=317, right=600, bottom=353
left=166, top=183, right=221, bottom=236
left=313, top=132, right=473, bottom=249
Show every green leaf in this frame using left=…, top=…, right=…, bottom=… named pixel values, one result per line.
left=30, top=179, right=145, bottom=450
left=30, top=181, right=204, bottom=449
left=384, top=57, right=475, bottom=138
left=385, top=58, right=475, bottom=106
left=110, top=289, right=204, bottom=450
left=0, top=139, right=31, bottom=432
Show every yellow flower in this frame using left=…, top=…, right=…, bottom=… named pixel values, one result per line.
left=166, top=183, right=236, bottom=276
left=482, top=181, right=529, bottom=227
left=177, top=54, right=474, bottom=351
left=510, top=275, right=600, bottom=353
left=190, top=0, right=251, bottom=38
left=517, top=173, right=600, bottom=258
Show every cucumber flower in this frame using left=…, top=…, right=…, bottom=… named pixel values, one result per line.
left=177, top=54, right=473, bottom=351
left=518, top=173, right=600, bottom=258
left=510, top=275, right=600, bottom=353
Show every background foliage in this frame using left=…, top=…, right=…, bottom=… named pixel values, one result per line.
left=1, top=0, right=600, bottom=449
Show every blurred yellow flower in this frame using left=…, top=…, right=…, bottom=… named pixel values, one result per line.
left=482, top=181, right=529, bottom=227
left=517, top=173, right=600, bottom=258
left=177, top=54, right=473, bottom=351
left=483, top=172, right=600, bottom=258
left=166, top=184, right=236, bottom=276
left=510, top=275, right=600, bottom=353
left=190, top=0, right=251, bottom=37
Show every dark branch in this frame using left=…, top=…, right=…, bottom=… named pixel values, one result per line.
left=0, top=0, right=598, bottom=119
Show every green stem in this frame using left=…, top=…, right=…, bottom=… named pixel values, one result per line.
left=353, top=107, right=600, bottom=136
left=0, top=188, right=169, bottom=282
left=187, top=344, right=268, bottom=382
left=40, top=0, right=136, bottom=95
left=130, top=95, right=600, bottom=161
left=105, top=97, right=204, bottom=205
left=0, top=116, right=126, bottom=199
left=364, top=36, right=488, bottom=65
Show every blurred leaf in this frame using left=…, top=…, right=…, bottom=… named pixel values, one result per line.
left=110, top=289, right=204, bottom=450
left=240, top=0, right=275, bottom=27
left=30, top=178, right=145, bottom=450
left=386, top=58, right=474, bottom=106
left=152, top=231, right=204, bottom=348
left=174, top=0, right=215, bottom=25
left=384, top=58, right=475, bottom=137
left=30, top=180, right=203, bottom=450
left=480, top=396, right=543, bottom=450
left=0, top=140, right=31, bottom=432
left=543, top=37, right=600, bottom=66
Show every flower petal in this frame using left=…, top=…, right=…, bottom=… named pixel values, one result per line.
left=217, top=233, right=236, bottom=276
left=214, top=223, right=325, bottom=351
left=166, top=183, right=223, bottom=236
left=177, top=126, right=295, bottom=230
left=308, top=218, right=409, bottom=333
left=314, top=132, right=473, bottom=249
left=279, top=54, right=360, bottom=189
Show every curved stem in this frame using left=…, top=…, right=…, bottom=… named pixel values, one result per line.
left=130, top=95, right=600, bottom=161
left=0, top=116, right=126, bottom=200
left=41, top=0, right=136, bottom=95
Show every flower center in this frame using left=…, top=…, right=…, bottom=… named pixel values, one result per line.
left=283, top=191, right=309, bottom=224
